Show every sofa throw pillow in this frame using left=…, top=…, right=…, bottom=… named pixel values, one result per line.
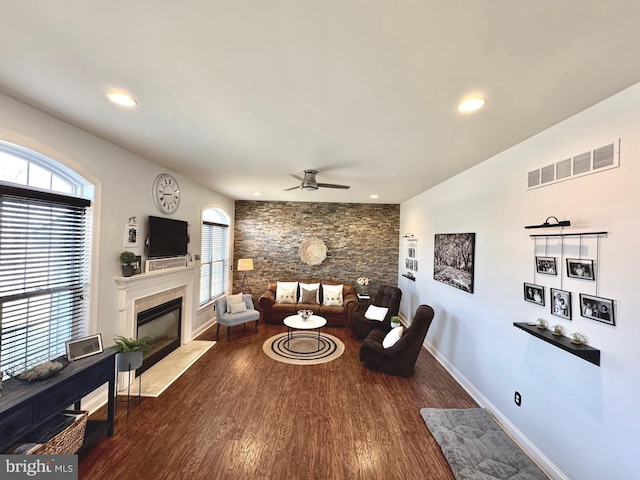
left=322, top=284, right=343, bottom=306
left=364, top=305, right=389, bottom=321
left=276, top=281, right=298, bottom=304
left=298, top=282, right=320, bottom=303
left=226, top=293, right=245, bottom=313
left=229, top=301, right=248, bottom=314
left=382, top=326, right=404, bottom=348
left=299, top=287, right=319, bottom=304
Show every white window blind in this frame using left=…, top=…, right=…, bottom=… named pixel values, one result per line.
left=200, top=218, right=229, bottom=305
left=0, top=183, right=91, bottom=378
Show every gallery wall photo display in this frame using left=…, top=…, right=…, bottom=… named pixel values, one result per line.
left=433, top=233, right=476, bottom=293
left=566, top=258, right=595, bottom=280
left=550, top=288, right=572, bottom=320
left=535, top=256, right=557, bottom=275
left=524, top=283, right=545, bottom=306
left=579, top=293, right=615, bottom=326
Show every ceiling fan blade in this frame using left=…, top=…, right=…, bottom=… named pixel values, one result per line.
left=284, top=185, right=301, bottom=191
left=318, top=183, right=350, bottom=189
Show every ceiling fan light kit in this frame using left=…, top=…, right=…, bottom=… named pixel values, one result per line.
left=285, top=169, right=351, bottom=192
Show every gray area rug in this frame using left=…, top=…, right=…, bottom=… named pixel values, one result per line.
left=420, top=408, right=549, bottom=480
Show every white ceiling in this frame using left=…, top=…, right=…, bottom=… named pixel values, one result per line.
left=1, top=1, right=640, bottom=204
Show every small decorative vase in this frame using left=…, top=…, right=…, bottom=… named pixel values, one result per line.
left=297, top=309, right=312, bottom=320
left=122, top=264, right=135, bottom=277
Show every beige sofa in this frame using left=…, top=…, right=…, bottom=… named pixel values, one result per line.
left=258, top=280, right=357, bottom=326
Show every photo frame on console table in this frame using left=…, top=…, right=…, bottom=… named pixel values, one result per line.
left=579, top=293, right=615, bottom=326
left=66, top=334, right=104, bottom=362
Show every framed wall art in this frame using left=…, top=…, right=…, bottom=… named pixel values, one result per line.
left=535, top=256, right=557, bottom=275
left=579, top=293, right=615, bottom=326
left=550, top=288, right=571, bottom=320
left=566, top=258, right=595, bottom=280
left=524, top=283, right=545, bottom=306
left=434, top=233, right=475, bottom=293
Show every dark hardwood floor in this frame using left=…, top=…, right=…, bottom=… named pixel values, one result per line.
left=79, top=323, right=477, bottom=480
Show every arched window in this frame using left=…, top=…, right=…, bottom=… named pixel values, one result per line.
left=200, top=208, right=230, bottom=305
left=0, top=140, right=93, bottom=379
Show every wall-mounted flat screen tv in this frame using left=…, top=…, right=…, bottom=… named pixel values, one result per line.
left=146, top=215, right=188, bottom=258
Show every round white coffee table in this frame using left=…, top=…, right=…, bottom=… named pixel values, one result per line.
left=283, top=314, right=327, bottom=352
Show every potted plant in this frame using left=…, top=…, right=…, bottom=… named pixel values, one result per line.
left=390, top=316, right=401, bottom=328
left=112, top=336, right=152, bottom=372
left=119, top=251, right=137, bottom=277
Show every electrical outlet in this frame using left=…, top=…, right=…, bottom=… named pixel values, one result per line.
left=514, top=391, right=522, bottom=407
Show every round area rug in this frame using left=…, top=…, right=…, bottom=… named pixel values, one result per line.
left=262, top=332, right=345, bottom=365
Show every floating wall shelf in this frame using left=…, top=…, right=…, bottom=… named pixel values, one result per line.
left=513, top=322, right=601, bottom=366
left=402, top=274, right=416, bottom=281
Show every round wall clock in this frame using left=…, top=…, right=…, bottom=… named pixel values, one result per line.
left=153, top=173, right=180, bottom=214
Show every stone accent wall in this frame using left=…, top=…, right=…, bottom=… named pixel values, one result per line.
left=234, top=201, right=400, bottom=301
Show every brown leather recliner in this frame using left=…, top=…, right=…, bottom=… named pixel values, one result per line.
left=359, top=304, right=434, bottom=377
left=350, top=285, right=402, bottom=339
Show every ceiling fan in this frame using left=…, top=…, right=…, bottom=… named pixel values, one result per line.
left=284, top=169, right=351, bottom=191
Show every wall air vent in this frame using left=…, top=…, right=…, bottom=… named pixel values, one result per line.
left=528, top=169, right=540, bottom=188
left=573, top=152, right=591, bottom=175
left=540, top=164, right=555, bottom=184
left=526, top=138, right=620, bottom=190
left=556, top=158, right=572, bottom=180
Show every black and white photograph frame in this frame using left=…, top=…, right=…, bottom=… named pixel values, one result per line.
left=524, top=282, right=545, bottom=306
left=134, top=255, right=143, bottom=275
left=433, top=233, right=475, bottom=293
left=408, top=247, right=416, bottom=258
left=124, top=223, right=139, bottom=247
left=535, top=256, right=557, bottom=275
left=550, top=288, right=572, bottom=320
left=65, top=334, right=103, bottom=362
left=579, top=293, right=615, bottom=326
left=566, top=258, right=595, bottom=280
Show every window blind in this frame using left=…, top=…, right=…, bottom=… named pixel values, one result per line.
left=200, top=220, right=228, bottom=305
left=0, top=184, right=91, bottom=377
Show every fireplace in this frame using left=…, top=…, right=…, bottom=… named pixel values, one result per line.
left=136, top=297, right=182, bottom=376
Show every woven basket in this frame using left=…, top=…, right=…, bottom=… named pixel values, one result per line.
left=31, top=410, right=88, bottom=455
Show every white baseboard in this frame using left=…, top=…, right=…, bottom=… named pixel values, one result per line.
left=422, top=340, right=567, bottom=480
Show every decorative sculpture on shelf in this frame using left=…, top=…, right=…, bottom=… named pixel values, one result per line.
left=299, top=237, right=327, bottom=266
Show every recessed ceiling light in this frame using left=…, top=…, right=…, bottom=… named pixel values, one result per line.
left=458, top=97, right=486, bottom=112
left=253, top=192, right=262, bottom=196
left=106, top=91, right=138, bottom=107
left=370, top=194, right=379, bottom=199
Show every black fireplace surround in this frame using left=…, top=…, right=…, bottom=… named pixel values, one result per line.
left=136, top=297, right=182, bottom=375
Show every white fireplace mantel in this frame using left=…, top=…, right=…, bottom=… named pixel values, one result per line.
left=114, top=265, right=198, bottom=343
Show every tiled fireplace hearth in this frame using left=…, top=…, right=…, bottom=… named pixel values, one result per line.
left=114, top=265, right=199, bottom=348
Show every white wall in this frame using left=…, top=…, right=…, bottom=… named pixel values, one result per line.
left=400, top=82, right=640, bottom=480
left=0, top=92, right=235, bottom=355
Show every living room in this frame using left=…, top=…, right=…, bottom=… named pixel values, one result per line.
left=1, top=3, right=640, bottom=480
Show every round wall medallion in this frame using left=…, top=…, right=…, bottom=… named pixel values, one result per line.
left=299, top=237, right=327, bottom=265
left=153, top=173, right=180, bottom=214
